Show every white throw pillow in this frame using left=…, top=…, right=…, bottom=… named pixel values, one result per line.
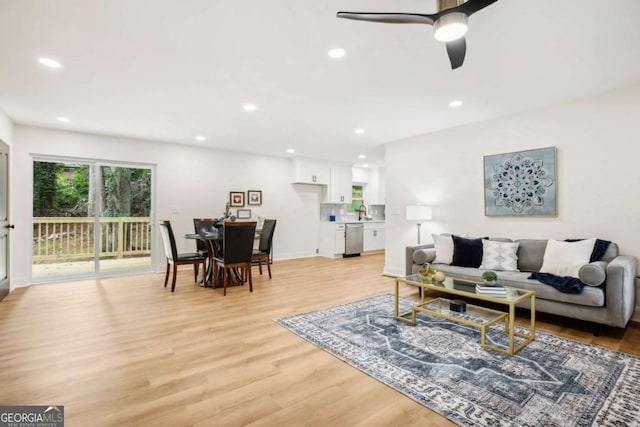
left=480, top=240, right=520, bottom=271
left=432, top=234, right=454, bottom=265
left=539, top=238, right=597, bottom=278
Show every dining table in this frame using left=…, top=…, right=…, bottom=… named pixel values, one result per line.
left=184, top=231, right=223, bottom=287
left=185, top=228, right=260, bottom=288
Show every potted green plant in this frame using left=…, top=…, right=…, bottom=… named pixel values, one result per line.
left=481, top=271, right=498, bottom=286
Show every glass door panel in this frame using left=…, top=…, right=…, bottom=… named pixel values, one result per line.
left=32, top=161, right=95, bottom=279
left=98, top=165, right=151, bottom=273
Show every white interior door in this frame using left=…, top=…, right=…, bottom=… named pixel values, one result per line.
left=0, top=140, right=10, bottom=301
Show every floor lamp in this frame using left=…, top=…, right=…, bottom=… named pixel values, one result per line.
left=406, top=205, right=432, bottom=245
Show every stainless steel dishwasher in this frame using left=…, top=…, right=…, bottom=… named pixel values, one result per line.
left=344, top=223, right=363, bottom=257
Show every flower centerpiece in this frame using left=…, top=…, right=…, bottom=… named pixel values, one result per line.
left=219, top=202, right=236, bottom=222
left=481, top=271, right=498, bottom=286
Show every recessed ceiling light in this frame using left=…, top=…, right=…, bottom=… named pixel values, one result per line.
left=195, top=135, right=206, bottom=142
left=38, top=57, right=62, bottom=69
left=286, top=148, right=295, bottom=154
left=56, top=116, right=70, bottom=123
left=358, top=154, right=366, bottom=159
left=449, top=100, right=463, bottom=108
left=328, top=48, right=346, bottom=59
left=354, top=129, right=365, bottom=135
left=243, top=103, right=257, bottom=112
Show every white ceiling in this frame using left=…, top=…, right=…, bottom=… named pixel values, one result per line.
left=1, top=0, right=639, bottom=167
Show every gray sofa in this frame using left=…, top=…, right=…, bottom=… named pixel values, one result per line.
left=406, top=238, right=637, bottom=328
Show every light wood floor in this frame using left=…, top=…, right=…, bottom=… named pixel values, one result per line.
left=1, top=254, right=638, bottom=427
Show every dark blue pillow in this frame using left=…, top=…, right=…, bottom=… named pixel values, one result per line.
left=452, top=235, right=486, bottom=268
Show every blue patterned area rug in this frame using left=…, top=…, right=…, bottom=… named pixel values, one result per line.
left=276, top=294, right=640, bottom=427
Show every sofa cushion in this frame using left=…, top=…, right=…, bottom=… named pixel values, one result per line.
left=578, top=261, right=607, bottom=286
left=480, top=240, right=519, bottom=271
left=431, top=263, right=605, bottom=307
left=452, top=235, right=486, bottom=268
left=602, top=243, right=619, bottom=262
left=540, top=238, right=597, bottom=278
left=515, top=239, right=548, bottom=272
left=432, top=234, right=454, bottom=264
left=413, top=248, right=436, bottom=265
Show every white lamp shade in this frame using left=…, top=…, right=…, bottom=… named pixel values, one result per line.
left=406, top=205, right=432, bottom=221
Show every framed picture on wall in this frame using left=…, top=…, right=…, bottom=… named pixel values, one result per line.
left=230, top=191, right=245, bottom=207
left=484, top=146, right=557, bottom=216
left=247, top=190, right=262, bottom=206
left=237, top=209, right=251, bottom=219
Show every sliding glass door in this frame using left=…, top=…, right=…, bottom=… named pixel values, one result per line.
left=32, top=158, right=153, bottom=281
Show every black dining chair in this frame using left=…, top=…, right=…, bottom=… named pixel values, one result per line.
left=193, top=218, right=218, bottom=277
left=253, top=219, right=276, bottom=279
left=212, top=221, right=257, bottom=296
left=158, top=220, right=207, bottom=292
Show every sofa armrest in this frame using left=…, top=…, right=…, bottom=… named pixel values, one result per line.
left=605, top=255, right=638, bottom=327
left=406, top=243, right=434, bottom=276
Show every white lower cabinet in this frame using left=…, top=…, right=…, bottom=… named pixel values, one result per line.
left=363, top=223, right=385, bottom=251
left=335, top=229, right=345, bottom=254
left=319, top=222, right=346, bottom=258
left=320, top=222, right=384, bottom=257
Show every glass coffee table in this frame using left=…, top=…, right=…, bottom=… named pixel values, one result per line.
left=394, top=274, right=536, bottom=356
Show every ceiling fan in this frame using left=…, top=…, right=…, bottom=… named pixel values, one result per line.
left=337, top=0, right=498, bottom=69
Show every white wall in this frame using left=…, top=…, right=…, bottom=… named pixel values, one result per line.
left=0, top=108, right=12, bottom=144
left=384, top=83, right=640, bottom=278
left=11, top=125, right=321, bottom=287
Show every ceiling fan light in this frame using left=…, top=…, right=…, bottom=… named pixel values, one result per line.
left=434, top=12, right=468, bottom=42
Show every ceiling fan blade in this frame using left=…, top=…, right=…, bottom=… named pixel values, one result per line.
left=446, top=37, right=466, bottom=69
left=453, top=0, right=499, bottom=16
left=337, top=12, right=435, bottom=25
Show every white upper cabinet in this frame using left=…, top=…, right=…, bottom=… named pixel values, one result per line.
left=361, top=167, right=386, bottom=204
left=352, top=167, right=370, bottom=184
left=325, top=164, right=353, bottom=204
left=290, top=158, right=329, bottom=185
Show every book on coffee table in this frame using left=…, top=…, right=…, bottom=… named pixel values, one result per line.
left=475, top=283, right=507, bottom=295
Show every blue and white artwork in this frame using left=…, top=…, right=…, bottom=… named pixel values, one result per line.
left=484, top=147, right=557, bottom=216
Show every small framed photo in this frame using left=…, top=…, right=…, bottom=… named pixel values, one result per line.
left=237, top=209, right=251, bottom=219
left=230, top=191, right=245, bottom=207
left=247, top=190, right=262, bottom=206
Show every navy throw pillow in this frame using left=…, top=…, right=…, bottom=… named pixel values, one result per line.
left=452, top=235, right=486, bottom=268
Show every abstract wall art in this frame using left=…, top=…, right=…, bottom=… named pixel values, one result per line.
left=484, top=147, right=557, bottom=216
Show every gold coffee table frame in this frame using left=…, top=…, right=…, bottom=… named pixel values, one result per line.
left=394, top=275, right=536, bottom=356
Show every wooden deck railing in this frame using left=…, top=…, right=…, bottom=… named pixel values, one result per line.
left=33, top=217, right=151, bottom=262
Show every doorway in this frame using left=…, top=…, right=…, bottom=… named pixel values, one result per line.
left=31, top=158, right=154, bottom=281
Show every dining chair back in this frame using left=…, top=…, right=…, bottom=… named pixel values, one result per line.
left=253, top=219, right=277, bottom=279
left=193, top=218, right=219, bottom=280
left=212, top=221, right=257, bottom=295
left=159, top=220, right=207, bottom=292
left=193, top=218, right=217, bottom=253
left=159, top=220, right=178, bottom=261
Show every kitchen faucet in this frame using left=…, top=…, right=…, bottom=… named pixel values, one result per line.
left=357, top=203, right=367, bottom=221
